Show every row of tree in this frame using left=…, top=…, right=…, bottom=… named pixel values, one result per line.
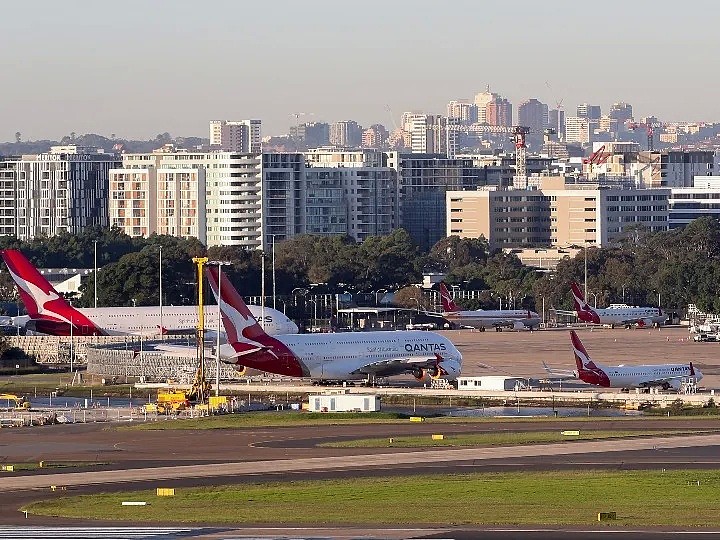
left=1, top=218, right=720, bottom=315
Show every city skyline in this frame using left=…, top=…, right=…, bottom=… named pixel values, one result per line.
left=1, top=0, right=717, bottom=142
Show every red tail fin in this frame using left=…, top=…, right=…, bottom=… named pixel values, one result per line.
left=1, top=249, right=102, bottom=335
left=439, top=282, right=460, bottom=312
left=206, top=266, right=269, bottom=344
left=569, top=330, right=610, bottom=387
left=570, top=282, right=600, bottom=324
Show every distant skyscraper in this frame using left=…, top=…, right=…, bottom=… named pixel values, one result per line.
left=609, top=102, right=634, bottom=128
left=447, top=100, right=478, bottom=125
left=474, top=91, right=499, bottom=124
left=402, top=113, right=446, bottom=154
left=290, top=122, right=330, bottom=147
left=576, top=104, right=601, bottom=120
left=329, top=120, right=363, bottom=147
left=549, top=108, right=566, bottom=139
left=209, top=120, right=262, bottom=152
left=362, top=124, right=389, bottom=149
left=517, top=98, right=549, bottom=133
left=565, top=116, right=591, bottom=145
left=486, top=98, right=513, bottom=127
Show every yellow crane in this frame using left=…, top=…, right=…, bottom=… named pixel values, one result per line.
left=188, top=257, right=210, bottom=404
left=0, top=394, right=31, bottom=409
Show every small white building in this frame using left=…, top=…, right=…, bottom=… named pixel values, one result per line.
left=457, top=376, right=528, bottom=391
left=308, top=391, right=380, bottom=413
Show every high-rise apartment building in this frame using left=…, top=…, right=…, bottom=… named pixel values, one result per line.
left=329, top=120, right=363, bottom=148
left=565, top=116, right=592, bottom=145
left=548, top=108, right=566, bottom=139
left=474, top=91, right=498, bottom=124
left=209, top=120, right=262, bottom=152
left=362, top=124, right=389, bottom=149
left=576, top=104, right=601, bottom=120
left=609, top=102, right=633, bottom=126
left=485, top=98, right=513, bottom=127
left=289, top=122, right=330, bottom=148
left=402, top=114, right=447, bottom=154
left=386, top=152, right=480, bottom=250
left=517, top=99, right=549, bottom=134
left=0, top=146, right=119, bottom=240
left=447, top=100, right=479, bottom=125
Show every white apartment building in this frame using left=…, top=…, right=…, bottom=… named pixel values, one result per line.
left=669, top=176, right=720, bottom=229
left=0, top=146, right=119, bottom=240
left=209, top=120, right=262, bottom=153
left=565, top=116, right=591, bottom=145
left=112, top=151, right=260, bottom=248
left=402, top=113, right=446, bottom=154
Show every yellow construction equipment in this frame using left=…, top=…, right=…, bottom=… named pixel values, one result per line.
left=188, top=256, right=210, bottom=405
left=0, top=394, right=31, bottom=410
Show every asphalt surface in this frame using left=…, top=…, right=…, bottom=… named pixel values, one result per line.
left=4, top=325, right=720, bottom=538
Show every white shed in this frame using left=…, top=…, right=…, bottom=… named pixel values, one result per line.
left=457, top=376, right=528, bottom=391
left=308, top=393, right=381, bottom=413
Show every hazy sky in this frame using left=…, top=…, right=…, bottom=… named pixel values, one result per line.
left=1, top=0, right=717, bottom=142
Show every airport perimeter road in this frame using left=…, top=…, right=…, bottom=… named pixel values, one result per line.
left=3, top=433, right=720, bottom=492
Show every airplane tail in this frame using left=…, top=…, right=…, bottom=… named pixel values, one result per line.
left=570, top=282, right=600, bottom=324
left=205, top=267, right=307, bottom=378
left=569, top=330, right=610, bottom=387
left=439, top=282, right=460, bottom=312
left=0, top=249, right=101, bottom=335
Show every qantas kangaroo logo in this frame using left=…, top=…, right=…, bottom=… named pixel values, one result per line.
left=439, top=282, right=460, bottom=312
left=570, top=282, right=601, bottom=324
left=570, top=330, right=610, bottom=387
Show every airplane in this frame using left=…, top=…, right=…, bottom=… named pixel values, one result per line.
left=438, top=282, right=541, bottom=331
left=570, top=282, right=666, bottom=328
left=206, top=266, right=463, bottom=384
left=0, top=249, right=297, bottom=337
left=542, top=330, right=702, bottom=390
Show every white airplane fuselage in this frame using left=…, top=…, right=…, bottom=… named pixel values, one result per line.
left=591, top=307, right=664, bottom=327
left=218, top=330, right=462, bottom=381
left=604, top=364, right=700, bottom=389
left=443, top=309, right=541, bottom=329
left=29, top=305, right=297, bottom=337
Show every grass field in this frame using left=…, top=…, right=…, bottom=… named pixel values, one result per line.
left=121, top=411, right=414, bottom=430
left=319, top=430, right=709, bottom=448
left=1, top=461, right=107, bottom=472
left=120, top=411, right=720, bottom=430
left=23, top=470, right=720, bottom=527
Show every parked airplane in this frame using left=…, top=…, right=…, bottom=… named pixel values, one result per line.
left=207, top=266, right=463, bottom=383
left=570, top=282, right=665, bottom=328
left=1, top=249, right=297, bottom=337
left=438, top=282, right=541, bottom=331
left=542, top=330, right=702, bottom=390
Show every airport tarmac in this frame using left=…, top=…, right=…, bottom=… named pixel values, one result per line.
left=445, top=325, right=718, bottom=388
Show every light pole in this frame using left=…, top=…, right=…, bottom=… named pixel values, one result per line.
left=308, top=299, right=318, bottom=328
left=588, top=292, right=598, bottom=308
left=409, top=297, right=420, bottom=313
left=93, top=240, right=98, bottom=309
left=208, top=260, right=231, bottom=397
left=271, top=234, right=277, bottom=311
left=622, top=284, right=627, bottom=303
left=159, top=245, right=163, bottom=339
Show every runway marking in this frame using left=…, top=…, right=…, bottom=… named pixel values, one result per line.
left=0, top=526, right=197, bottom=539
left=4, top=434, right=720, bottom=492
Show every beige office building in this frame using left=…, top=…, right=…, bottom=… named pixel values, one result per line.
left=447, top=177, right=670, bottom=249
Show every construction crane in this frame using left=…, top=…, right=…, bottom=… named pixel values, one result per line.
left=583, top=144, right=610, bottom=174
left=627, top=121, right=663, bottom=151
left=512, top=126, right=531, bottom=187
left=188, top=257, right=211, bottom=404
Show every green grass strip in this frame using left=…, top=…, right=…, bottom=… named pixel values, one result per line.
left=321, top=430, right=709, bottom=448
left=23, top=470, right=720, bottom=526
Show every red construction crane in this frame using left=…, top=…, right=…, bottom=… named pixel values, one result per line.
left=626, top=121, right=663, bottom=151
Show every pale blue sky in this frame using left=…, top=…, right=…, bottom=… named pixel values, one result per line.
left=1, top=0, right=716, bottom=141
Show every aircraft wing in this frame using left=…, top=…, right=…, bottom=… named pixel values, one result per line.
left=541, top=361, right=577, bottom=381
left=351, top=353, right=447, bottom=378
